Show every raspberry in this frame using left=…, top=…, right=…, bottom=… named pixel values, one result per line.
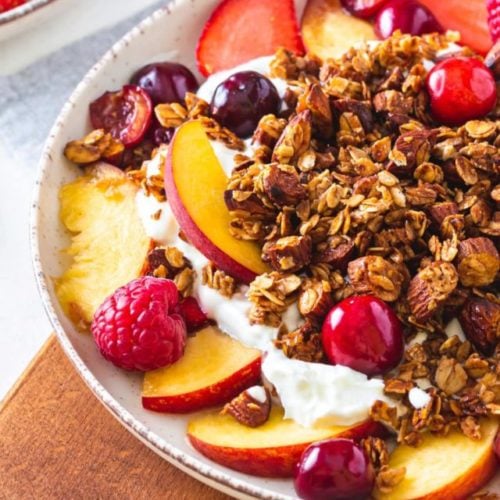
left=178, top=296, right=210, bottom=333
left=91, top=277, right=186, bottom=371
left=487, top=0, right=500, bottom=41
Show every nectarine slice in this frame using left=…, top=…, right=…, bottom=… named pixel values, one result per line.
left=142, top=326, right=261, bottom=413
left=302, top=0, right=376, bottom=61
left=56, top=163, right=151, bottom=329
left=188, top=406, right=385, bottom=477
left=374, top=419, right=499, bottom=499
left=165, top=120, right=269, bottom=283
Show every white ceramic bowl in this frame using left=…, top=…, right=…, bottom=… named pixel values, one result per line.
left=31, top=1, right=500, bottom=497
left=31, top=1, right=297, bottom=498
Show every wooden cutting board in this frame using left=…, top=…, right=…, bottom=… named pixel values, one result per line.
left=0, top=335, right=230, bottom=500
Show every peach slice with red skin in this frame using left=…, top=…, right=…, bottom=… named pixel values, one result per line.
left=374, top=418, right=499, bottom=499
left=164, top=120, right=269, bottom=284
left=142, top=326, right=261, bottom=413
left=188, top=406, right=386, bottom=477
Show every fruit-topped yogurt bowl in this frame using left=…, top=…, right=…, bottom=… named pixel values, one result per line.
left=32, top=0, right=500, bottom=498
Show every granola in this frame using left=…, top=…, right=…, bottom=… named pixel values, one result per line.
left=219, top=31, right=499, bottom=441
left=63, top=29, right=499, bottom=447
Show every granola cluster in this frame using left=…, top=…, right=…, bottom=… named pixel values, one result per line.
left=370, top=317, right=500, bottom=447
left=222, top=32, right=499, bottom=439
left=144, top=245, right=195, bottom=297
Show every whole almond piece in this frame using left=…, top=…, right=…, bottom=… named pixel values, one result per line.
left=263, top=235, right=312, bottom=272
left=459, top=297, right=500, bottom=356
left=315, top=236, right=355, bottom=271
left=222, top=386, right=271, bottom=428
left=428, top=201, right=458, bottom=227
left=407, top=261, right=458, bottom=322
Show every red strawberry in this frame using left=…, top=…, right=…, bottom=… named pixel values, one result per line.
left=196, top=0, right=304, bottom=77
left=419, top=0, right=492, bottom=54
left=0, top=0, right=26, bottom=13
left=487, top=0, right=500, bottom=41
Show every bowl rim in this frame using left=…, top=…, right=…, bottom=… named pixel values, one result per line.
left=0, top=0, right=59, bottom=26
left=29, top=2, right=292, bottom=499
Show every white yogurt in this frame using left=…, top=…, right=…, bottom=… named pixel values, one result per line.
left=135, top=193, right=178, bottom=245
left=208, top=139, right=251, bottom=177
left=246, top=385, right=268, bottom=404
left=135, top=149, right=179, bottom=245
left=262, top=349, right=388, bottom=427
left=135, top=151, right=393, bottom=427
left=408, top=387, right=431, bottom=409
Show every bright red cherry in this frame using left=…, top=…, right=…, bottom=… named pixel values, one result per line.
left=321, top=295, right=404, bottom=376
left=426, top=57, right=497, bottom=126
left=375, top=0, right=443, bottom=39
left=341, top=0, right=388, bottom=19
left=294, top=438, right=375, bottom=500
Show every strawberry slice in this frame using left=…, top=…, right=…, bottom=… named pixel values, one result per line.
left=487, top=0, right=500, bottom=42
left=419, top=0, right=492, bottom=54
left=0, top=0, right=26, bottom=13
left=196, top=0, right=304, bottom=77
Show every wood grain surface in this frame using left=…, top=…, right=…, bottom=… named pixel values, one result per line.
left=0, top=335, right=231, bottom=500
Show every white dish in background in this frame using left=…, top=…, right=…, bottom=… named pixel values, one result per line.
left=31, top=0, right=301, bottom=498
left=0, top=0, right=69, bottom=42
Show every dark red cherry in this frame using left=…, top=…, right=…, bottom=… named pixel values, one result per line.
left=426, top=57, right=497, bottom=126
left=294, top=438, right=375, bottom=500
left=210, top=71, right=280, bottom=138
left=341, top=0, right=388, bottom=19
left=152, top=126, right=175, bottom=146
left=375, top=0, right=443, bottom=39
left=89, top=85, right=153, bottom=147
left=321, top=295, right=404, bottom=376
left=145, top=116, right=175, bottom=147
left=130, top=62, right=198, bottom=105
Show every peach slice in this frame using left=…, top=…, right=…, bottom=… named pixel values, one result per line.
left=374, top=419, right=499, bottom=499
left=302, top=0, right=376, bottom=61
left=188, top=406, right=385, bottom=477
left=142, top=325, right=261, bottom=413
left=164, top=120, right=269, bottom=283
left=56, top=163, right=151, bottom=329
